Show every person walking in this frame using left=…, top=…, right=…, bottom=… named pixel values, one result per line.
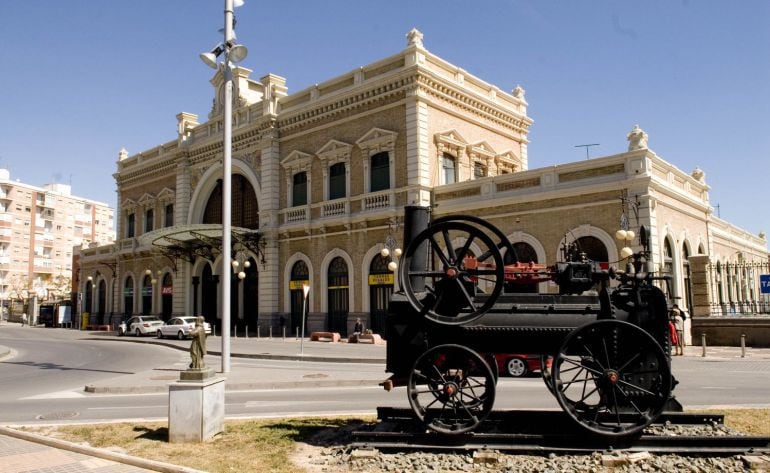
left=21, top=313, right=27, bottom=327
left=672, top=304, right=686, bottom=356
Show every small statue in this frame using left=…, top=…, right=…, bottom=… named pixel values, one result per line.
left=626, top=124, right=649, bottom=151
left=189, top=317, right=207, bottom=370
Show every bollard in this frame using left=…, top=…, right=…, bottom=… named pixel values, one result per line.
left=701, top=333, right=707, bottom=357
left=296, top=326, right=299, bottom=340
left=245, top=325, right=249, bottom=338
left=233, top=326, right=237, bottom=339
left=282, top=326, right=286, bottom=340
left=741, top=334, right=746, bottom=358
left=269, top=326, right=273, bottom=339
left=213, top=325, right=216, bottom=337
left=257, top=325, right=260, bottom=338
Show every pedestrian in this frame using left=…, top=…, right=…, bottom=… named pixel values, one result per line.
left=671, top=304, right=686, bottom=356
left=21, top=313, right=27, bottom=327
left=668, top=316, right=678, bottom=355
left=354, top=318, right=364, bottom=335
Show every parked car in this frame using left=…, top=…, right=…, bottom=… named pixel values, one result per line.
left=492, top=353, right=552, bottom=377
left=157, top=316, right=212, bottom=340
left=121, top=315, right=164, bottom=337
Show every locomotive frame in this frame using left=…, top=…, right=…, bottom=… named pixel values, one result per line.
left=384, top=209, right=678, bottom=438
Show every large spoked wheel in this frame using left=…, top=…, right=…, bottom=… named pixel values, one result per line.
left=432, top=215, right=518, bottom=265
left=552, top=320, right=671, bottom=437
left=399, top=221, right=505, bottom=325
left=408, top=344, right=496, bottom=434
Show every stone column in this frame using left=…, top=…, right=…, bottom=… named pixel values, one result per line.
left=176, top=156, right=192, bottom=225
left=258, top=130, right=281, bottom=318
left=689, top=255, right=712, bottom=317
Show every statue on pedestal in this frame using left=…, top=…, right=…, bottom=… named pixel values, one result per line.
left=189, top=317, right=207, bottom=370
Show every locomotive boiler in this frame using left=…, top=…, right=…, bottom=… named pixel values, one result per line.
left=384, top=208, right=677, bottom=438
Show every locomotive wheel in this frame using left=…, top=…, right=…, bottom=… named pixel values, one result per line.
left=400, top=221, right=505, bottom=325
left=552, top=320, right=671, bottom=437
left=407, top=344, right=496, bottom=434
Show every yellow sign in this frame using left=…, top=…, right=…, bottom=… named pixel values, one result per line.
left=289, top=280, right=310, bottom=290
left=368, top=273, right=394, bottom=286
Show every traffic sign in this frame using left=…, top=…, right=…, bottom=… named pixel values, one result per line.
left=761, top=274, right=770, bottom=294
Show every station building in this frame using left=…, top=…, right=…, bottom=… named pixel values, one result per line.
left=78, top=29, right=768, bottom=342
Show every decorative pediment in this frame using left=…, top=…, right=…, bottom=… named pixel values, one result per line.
left=356, top=128, right=397, bottom=154
left=495, top=151, right=519, bottom=173
left=157, top=188, right=175, bottom=203
left=316, top=140, right=352, bottom=165
left=435, top=129, right=468, bottom=154
left=137, top=193, right=155, bottom=207
left=122, top=198, right=138, bottom=212
left=467, top=141, right=497, bottom=160
left=280, top=150, right=313, bottom=172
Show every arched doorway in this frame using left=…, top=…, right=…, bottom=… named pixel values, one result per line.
left=327, top=257, right=349, bottom=336
left=682, top=245, right=692, bottom=314
left=142, top=275, right=153, bottom=315
left=289, top=261, right=309, bottom=336
left=123, top=277, right=134, bottom=318
left=662, top=238, right=674, bottom=299
left=240, top=257, right=259, bottom=330
left=574, top=236, right=609, bottom=266
left=161, top=273, right=173, bottom=320
left=368, top=255, right=393, bottom=337
left=84, top=281, right=93, bottom=314
left=97, top=280, right=106, bottom=318
left=201, top=264, right=218, bottom=329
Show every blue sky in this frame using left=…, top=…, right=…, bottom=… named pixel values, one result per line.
left=0, top=1, right=768, bottom=242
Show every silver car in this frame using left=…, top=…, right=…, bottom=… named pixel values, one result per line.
left=157, top=316, right=212, bottom=340
left=124, top=315, right=163, bottom=337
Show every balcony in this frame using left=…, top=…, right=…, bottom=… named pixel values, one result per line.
left=283, top=206, right=308, bottom=224
left=321, top=199, right=348, bottom=218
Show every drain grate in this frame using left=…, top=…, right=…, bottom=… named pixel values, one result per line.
left=36, top=411, right=80, bottom=421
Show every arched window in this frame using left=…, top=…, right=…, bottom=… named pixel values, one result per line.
left=327, top=257, right=349, bottom=335
left=368, top=255, right=393, bottom=336
left=123, top=277, right=134, bottom=317
left=289, top=260, right=310, bottom=334
left=329, top=163, right=346, bottom=200
left=441, top=153, right=456, bottom=184
left=662, top=238, right=674, bottom=299
left=682, top=245, right=692, bottom=314
left=142, top=275, right=153, bottom=315
left=203, top=175, right=259, bottom=229
left=370, top=152, right=390, bottom=192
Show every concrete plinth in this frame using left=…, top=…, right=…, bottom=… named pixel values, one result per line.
left=168, top=375, right=225, bottom=443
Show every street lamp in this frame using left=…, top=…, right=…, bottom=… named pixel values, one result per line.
left=200, top=0, right=248, bottom=373
left=300, top=283, right=310, bottom=356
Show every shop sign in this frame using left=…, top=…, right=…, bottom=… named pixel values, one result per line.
left=761, top=274, right=770, bottom=294
left=289, top=280, right=310, bottom=290
left=368, top=273, right=394, bottom=285
left=161, top=286, right=173, bottom=295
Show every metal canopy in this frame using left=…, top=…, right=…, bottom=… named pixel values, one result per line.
left=151, top=224, right=264, bottom=270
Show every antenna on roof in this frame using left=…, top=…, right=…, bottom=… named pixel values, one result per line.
left=575, top=143, right=600, bottom=160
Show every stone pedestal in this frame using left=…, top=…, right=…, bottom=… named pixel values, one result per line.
left=168, top=372, right=225, bottom=443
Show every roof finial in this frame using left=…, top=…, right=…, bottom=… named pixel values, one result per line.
left=407, top=28, right=424, bottom=47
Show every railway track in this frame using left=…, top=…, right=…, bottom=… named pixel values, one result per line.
left=351, top=408, right=770, bottom=455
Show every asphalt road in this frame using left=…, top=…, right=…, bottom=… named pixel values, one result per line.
left=1, top=326, right=769, bottom=426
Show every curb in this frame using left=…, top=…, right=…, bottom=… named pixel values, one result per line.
left=85, top=378, right=383, bottom=394
left=0, top=425, right=204, bottom=473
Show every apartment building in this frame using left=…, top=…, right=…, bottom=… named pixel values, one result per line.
left=78, top=29, right=767, bottom=338
left=0, top=168, right=114, bottom=307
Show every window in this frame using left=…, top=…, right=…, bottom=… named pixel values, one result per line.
left=473, top=162, right=487, bottom=179
left=370, top=152, right=390, bottom=192
left=164, top=204, right=174, bottom=227
left=292, top=172, right=308, bottom=206
left=126, top=213, right=135, bottom=238
left=329, top=163, right=346, bottom=200
left=145, top=209, right=154, bottom=233
left=441, top=153, right=456, bottom=184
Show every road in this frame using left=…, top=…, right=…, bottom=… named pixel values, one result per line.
left=1, top=326, right=769, bottom=425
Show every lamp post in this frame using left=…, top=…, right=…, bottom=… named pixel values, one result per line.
left=200, top=0, right=248, bottom=373
left=300, top=283, right=310, bottom=356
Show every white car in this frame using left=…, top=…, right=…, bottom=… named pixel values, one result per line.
left=157, top=316, right=212, bottom=340
left=122, top=315, right=164, bottom=337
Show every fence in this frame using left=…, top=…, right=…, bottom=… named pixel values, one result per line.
left=705, top=261, right=770, bottom=317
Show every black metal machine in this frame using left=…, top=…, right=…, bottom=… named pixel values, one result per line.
left=384, top=208, right=677, bottom=438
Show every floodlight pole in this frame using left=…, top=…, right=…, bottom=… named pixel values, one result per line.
left=221, top=0, right=235, bottom=373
